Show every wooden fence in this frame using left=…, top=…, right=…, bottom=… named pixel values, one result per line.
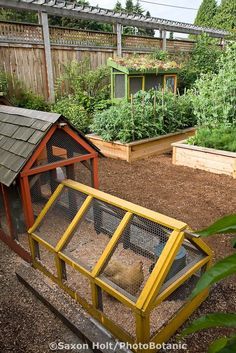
left=0, top=21, right=196, bottom=100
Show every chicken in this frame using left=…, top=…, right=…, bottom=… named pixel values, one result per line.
left=104, top=260, right=144, bottom=296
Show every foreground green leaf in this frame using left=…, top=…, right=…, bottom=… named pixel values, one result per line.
left=182, top=313, right=236, bottom=337
left=197, top=214, right=236, bottom=237
left=190, top=253, right=236, bottom=298
left=208, top=336, right=236, bottom=353
left=208, top=337, right=229, bottom=353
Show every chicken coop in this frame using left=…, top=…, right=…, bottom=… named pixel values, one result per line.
left=28, top=179, right=213, bottom=352
left=0, top=105, right=100, bottom=262
left=108, top=57, right=179, bottom=102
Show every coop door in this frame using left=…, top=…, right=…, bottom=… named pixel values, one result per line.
left=129, top=76, right=144, bottom=97
left=114, top=74, right=125, bottom=99
left=145, top=74, right=162, bottom=91
left=164, top=75, right=177, bottom=93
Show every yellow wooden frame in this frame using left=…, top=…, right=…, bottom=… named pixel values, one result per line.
left=163, top=74, right=177, bottom=94
left=28, top=179, right=213, bottom=352
left=128, top=75, right=145, bottom=99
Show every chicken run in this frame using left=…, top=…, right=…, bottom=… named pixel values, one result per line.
left=27, top=178, right=213, bottom=351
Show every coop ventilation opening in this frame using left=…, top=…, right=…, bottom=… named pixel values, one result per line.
left=28, top=179, right=213, bottom=352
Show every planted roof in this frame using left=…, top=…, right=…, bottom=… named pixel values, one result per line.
left=0, top=106, right=99, bottom=187
left=108, top=57, right=179, bottom=74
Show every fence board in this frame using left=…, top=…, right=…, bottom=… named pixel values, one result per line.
left=0, top=21, right=198, bottom=99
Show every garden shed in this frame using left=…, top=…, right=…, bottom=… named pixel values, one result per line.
left=108, top=57, right=179, bottom=101
left=0, top=105, right=100, bottom=262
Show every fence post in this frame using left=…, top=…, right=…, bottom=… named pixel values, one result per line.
left=162, top=30, right=167, bottom=51
left=41, top=11, right=55, bottom=103
left=116, top=23, right=122, bottom=57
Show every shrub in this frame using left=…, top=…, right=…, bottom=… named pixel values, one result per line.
left=53, top=96, right=90, bottom=133
left=12, top=90, right=50, bottom=111
left=91, top=90, right=195, bottom=143
left=178, top=34, right=222, bottom=92
left=55, top=59, right=110, bottom=114
left=54, top=59, right=111, bottom=132
left=188, top=126, right=236, bottom=152
left=0, top=70, right=8, bottom=94
left=191, top=43, right=236, bottom=129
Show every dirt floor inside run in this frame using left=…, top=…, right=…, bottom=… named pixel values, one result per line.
left=0, top=153, right=236, bottom=353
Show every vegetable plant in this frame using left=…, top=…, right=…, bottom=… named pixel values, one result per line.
left=91, top=89, right=196, bottom=143
left=182, top=214, right=236, bottom=353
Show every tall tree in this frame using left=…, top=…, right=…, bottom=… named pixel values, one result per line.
left=145, top=11, right=155, bottom=37
left=194, top=0, right=218, bottom=27
left=125, top=0, right=134, bottom=13
left=213, top=0, right=236, bottom=31
left=133, top=0, right=144, bottom=15
left=114, top=1, right=123, bottom=12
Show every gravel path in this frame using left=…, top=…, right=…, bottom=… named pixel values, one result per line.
left=0, top=241, right=92, bottom=353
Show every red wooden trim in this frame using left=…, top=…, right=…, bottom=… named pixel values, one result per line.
left=21, top=153, right=97, bottom=177
left=19, top=177, right=32, bottom=230
left=21, top=176, right=34, bottom=228
left=23, top=125, right=57, bottom=172
left=92, top=157, right=99, bottom=189
left=1, top=184, right=15, bottom=239
left=62, top=125, right=96, bottom=154
left=0, top=229, right=31, bottom=262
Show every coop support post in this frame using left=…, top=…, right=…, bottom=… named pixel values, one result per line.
left=162, top=30, right=167, bottom=51
left=1, top=184, right=16, bottom=239
left=135, top=312, right=150, bottom=346
left=54, top=195, right=93, bottom=252
left=41, top=11, right=55, bottom=103
left=91, top=156, right=99, bottom=189
left=136, top=229, right=185, bottom=311
left=116, top=23, right=122, bottom=57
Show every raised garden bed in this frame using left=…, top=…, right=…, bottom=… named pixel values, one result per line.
left=87, top=127, right=195, bottom=162
left=172, top=141, right=236, bottom=179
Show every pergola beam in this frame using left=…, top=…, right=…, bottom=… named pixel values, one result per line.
left=0, top=0, right=229, bottom=38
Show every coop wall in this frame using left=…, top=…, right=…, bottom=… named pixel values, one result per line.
left=27, top=127, right=97, bottom=226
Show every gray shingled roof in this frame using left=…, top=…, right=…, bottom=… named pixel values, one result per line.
left=0, top=106, right=61, bottom=187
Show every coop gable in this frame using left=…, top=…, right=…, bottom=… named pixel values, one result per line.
left=0, top=105, right=99, bottom=187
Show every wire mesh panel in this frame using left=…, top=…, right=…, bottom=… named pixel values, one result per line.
left=114, top=74, right=125, bottom=99
left=75, top=161, right=93, bottom=187
left=102, top=290, right=136, bottom=339
left=145, top=74, right=163, bottom=91
left=35, top=128, right=89, bottom=167
left=33, top=186, right=87, bottom=247
left=62, top=199, right=126, bottom=271
left=64, top=264, right=92, bottom=305
left=36, top=243, right=57, bottom=277
left=150, top=272, right=200, bottom=337
left=101, top=215, right=172, bottom=299
left=129, top=76, right=143, bottom=96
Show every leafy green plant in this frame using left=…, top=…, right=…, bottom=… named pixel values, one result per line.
left=0, top=70, right=8, bottom=94
left=53, top=96, right=90, bottom=133
left=178, top=34, right=222, bottom=92
left=55, top=58, right=110, bottom=113
left=54, top=59, right=110, bottom=131
left=91, top=90, right=196, bottom=143
left=188, top=126, right=236, bottom=152
left=150, top=50, right=169, bottom=61
left=187, top=43, right=236, bottom=152
left=182, top=214, right=236, bottom=353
